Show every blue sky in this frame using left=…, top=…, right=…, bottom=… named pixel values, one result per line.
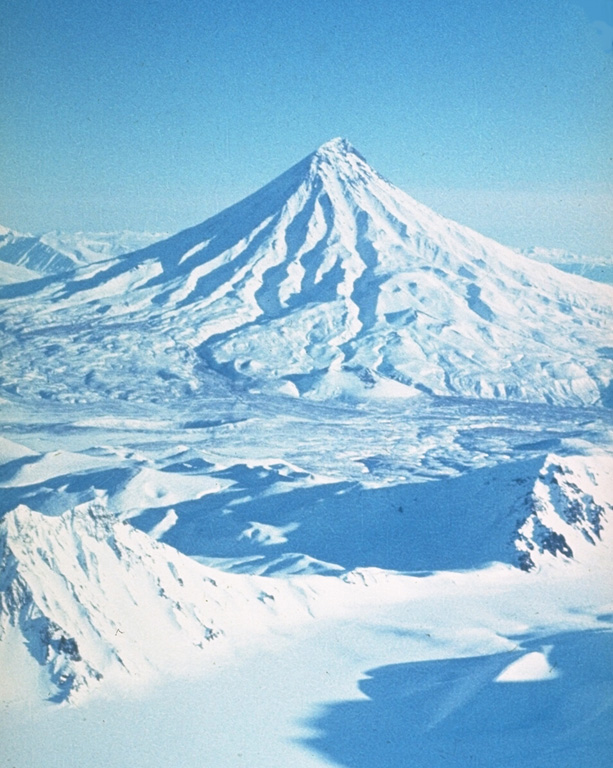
left=1, top=0, right=612, bottom=254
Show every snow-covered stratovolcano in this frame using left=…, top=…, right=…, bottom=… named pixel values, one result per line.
left=180, top=137, right=612, bottom=404
left=3, top=138, right=611, bottom=406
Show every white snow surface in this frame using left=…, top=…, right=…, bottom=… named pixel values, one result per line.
left=0, top=260, right=40, bottom=284
left=1, top=139, right=613, bottom=767
left=0, top=500, right=323, bottom=702
left=495, top=647, right=559, bottom=682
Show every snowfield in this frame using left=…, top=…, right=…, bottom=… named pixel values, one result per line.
left=1, top=139, right=612, bottom=767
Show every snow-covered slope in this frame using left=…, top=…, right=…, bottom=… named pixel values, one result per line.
left=1, top=450, right=610, bottom=708
left=0, top=224, right=79, bottom=275
left=0, top=259, right=40, bottom=284
left=1, top=139, right=611, bottom=406
left=0, top=500, right=315, bottom=702
left=2, top=448, right=610, bottom=704
left=514, top=453, right=613, bottom=570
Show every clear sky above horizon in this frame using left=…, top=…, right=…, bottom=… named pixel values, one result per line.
left=2, top=0, right=612, bottom=255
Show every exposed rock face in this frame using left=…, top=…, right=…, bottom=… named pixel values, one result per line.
left=514, top=455, right=612, bottom=571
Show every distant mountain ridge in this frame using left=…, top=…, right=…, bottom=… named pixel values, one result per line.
left=40, top=229, right=170, bottom=265
left=518, top=245, right=613, bottom=285
left=0, top=225, right=167, bottom=276
left=0, top=224, right=81, bottom=275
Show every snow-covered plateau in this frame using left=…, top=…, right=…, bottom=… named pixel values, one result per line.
left=0, top=139, right=612, bottom=767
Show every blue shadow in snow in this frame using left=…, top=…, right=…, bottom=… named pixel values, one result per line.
left=302, top=629, right=613, bottom=768
left=144, top=456, right=546, bottom=573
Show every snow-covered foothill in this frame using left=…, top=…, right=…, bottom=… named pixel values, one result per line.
left=0, top=500, right=321, bottom=702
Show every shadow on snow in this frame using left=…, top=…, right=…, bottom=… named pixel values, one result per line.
left=144, top=456, right=545, bottom=573
left=302, top=628, right=613, bottom=768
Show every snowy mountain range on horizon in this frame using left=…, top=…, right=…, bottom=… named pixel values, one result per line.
left=516, top=244, right=613, bottom=285
left=0, top=224, right=168, bottom=279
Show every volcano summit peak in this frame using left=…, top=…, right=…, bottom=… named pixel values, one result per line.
left=308, top=137, right=369, bottom=177
left=314, top=137, right=357, bottom=156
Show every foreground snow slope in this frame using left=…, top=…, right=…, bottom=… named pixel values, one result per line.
left=0, top=500, right=321, bottom=702
left=2, top=521, right=612, bottom=767
left=1, top=139, right=612, bottom=406
left=1, top=445, right=611, bottom=703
